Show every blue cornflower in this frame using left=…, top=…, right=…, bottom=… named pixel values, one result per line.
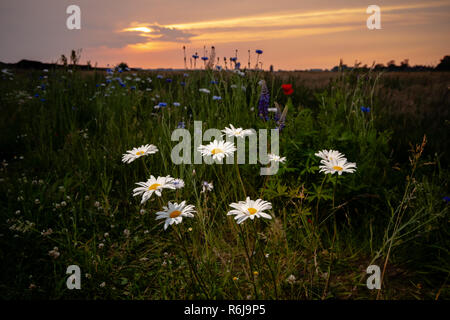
left=106, top=68, right=113, bottom=74
left=212, top=96, right=222, bottom=101
left=180, top=81, right=186, bottom=86
left=119, top=82, right=126, bottom=88
left=166, top=78, right=172, bottom=83
left=256, top=49, right=263, bottom=54
left=173, top=102, right=181, bottom=107
left=443, top=196, right=450, bottom=204
left=177, top=121, right=186, bottom=129
left=360, top=106, right=371, bottom=113
left=96, top=84, right=100, bottom=88
left=34, top=93, right=39, bottom=98
left=201, top=56, right=209, bottom=61
left=216, top=66, right=222, bottom=70
left=40, top=98, right=46, bottom=102
left=130, top=86, right=136, bottom=90
left=159, top=102, right=167, bottom=107
left=106, top=79, right=111, bottom=84
left=230, top=57, right=237, bottom=62
left=211, top=80, right=218, bottom=84
left=183, top=73, right=189, bottom=77
left=235, top=62, right=241, bottom=69
left=40, top=84, right=46, bottom=90
left=157, top=75, right=163, bottom=79
left=192, top=54, right=199, bottom=59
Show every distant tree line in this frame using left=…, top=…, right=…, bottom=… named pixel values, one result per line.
left=331, top=55, right=450, bottom=72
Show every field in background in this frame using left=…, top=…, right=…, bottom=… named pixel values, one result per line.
left=0, top=67, right=449, bottom=299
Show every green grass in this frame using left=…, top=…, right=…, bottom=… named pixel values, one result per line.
left=0, top=67, right=448, bottom=300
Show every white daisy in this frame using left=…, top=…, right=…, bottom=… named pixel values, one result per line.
left=201, top=181, right=214, bottom=193
left=122, top=144, right=158, bottom=164
left=319, top=158, right=357, bottom=175
left=171, top=178, right=185, bottom=189
left=155, top=201, right=196, bottom=230
left=315, top=149, right=347, bottom=163
left=222, top=124, right=254, bottom=139
left=198, top=140, right=236, bottom=162
left=268, top=153, right=286, bottom=163
left=227, top=197, right=272, bottom=224
left=132, top=175, right=176, bottom=204
left=199, top=88, right=210, bottom=94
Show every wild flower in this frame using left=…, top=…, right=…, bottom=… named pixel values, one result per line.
left=198, top=140, right=236, bottom=162
left=201, top=181, right=214, bottom=193
left=319, top=157, right=357, bottom=175
left=268, top=153, right=286, bottom=163
left=133, top=175, right=176, bottom=204
left=315, top=150, right=347, bottom=163
left=286, top=274, right=296, bottom=285
left=155, top=201, right=196, bottom=230
left=222, top=124, right=254, bottom=138
left=227, top=197, right=273, bottom=224
left=361, top=106, right=371, bottom=113
left=48, top=247, right=60, bottom=259
left=122, top=144, right=158, bottom=164
left=172, top=178, right=185, bottom=189
left=281, top=84, right=293, bottom=95
left=257, top=80, right=270, bottom=121
left=212, top=95, right=222, bottom=101
left=173, top=102, right=181, bottom=107
left=199, top=88, right=210, bottom=94
left=177, top=121, right=186, bottom=129
left=159, top=102, right=167, bottom=107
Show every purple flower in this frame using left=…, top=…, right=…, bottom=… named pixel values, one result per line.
left=257, top=80, right=270, bottom=121
left=212, top=96, right=222, bottom=101
left=177, top=121, right=186, bottom=129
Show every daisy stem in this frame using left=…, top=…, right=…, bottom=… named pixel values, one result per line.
left=235, top=159, right=246, bottom=197
left=332, top=175, right=338, bottom=208
left=315, top=175, right=328, bottom=223
left=175, top=226, right=210, bottom=299
left=142, top=158, right=149, bottom=176
left=238, top=224, right=259, bottom=299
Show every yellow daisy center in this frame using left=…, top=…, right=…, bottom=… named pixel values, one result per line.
left=169, top=210, right=182, bottom=218
left=248, top=208, right=257, bottom=215
left=148, top=183, right=161, bottom=190
left=136, top=151, right=145, bottom=156
left=211, top=148, right=223, bottom=155
left=333, top=166, right=343, bottom=171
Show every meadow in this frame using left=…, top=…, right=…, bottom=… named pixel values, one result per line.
left=0, top=65, right=449, bottom=300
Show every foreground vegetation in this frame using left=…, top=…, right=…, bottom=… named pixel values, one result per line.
left=0, top=66, right=449, bottom=299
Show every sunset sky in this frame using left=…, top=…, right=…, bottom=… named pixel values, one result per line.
left=1, top=0, right=449, bottom=70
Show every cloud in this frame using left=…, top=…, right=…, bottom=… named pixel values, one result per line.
left=122, top=24, right=196, bottom=43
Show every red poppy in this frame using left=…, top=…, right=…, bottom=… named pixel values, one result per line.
left=282, top=84, right=293, bottom=95
left=307, top=218, right=312, bottom=224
